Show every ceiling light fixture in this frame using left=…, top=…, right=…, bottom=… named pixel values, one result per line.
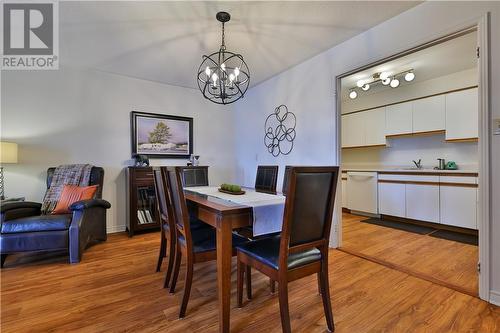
left=349, top=90, right=358, bottom=99
left=404, top=71, right=415, bottom=82
left=197, top=12, right=250, bottom=105
left=390, top=77, right=400, bottom=88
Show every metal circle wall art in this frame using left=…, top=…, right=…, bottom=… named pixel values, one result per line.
left=264, top=105, right=296, bottom=157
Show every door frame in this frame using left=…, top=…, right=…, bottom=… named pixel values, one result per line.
left=334, top=14, right=491, bottom=301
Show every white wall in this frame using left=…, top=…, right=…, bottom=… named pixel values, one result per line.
left=233, top=2, right=500, bottom=301
left=1, top=67, right=236, bottom=233
left=342, top=68, right=477, bottom=113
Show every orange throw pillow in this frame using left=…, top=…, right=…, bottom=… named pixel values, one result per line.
left=51, top=185, right=98, bottom=214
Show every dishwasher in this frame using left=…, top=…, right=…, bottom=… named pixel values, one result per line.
left=346, top=172, right=378, bottom=215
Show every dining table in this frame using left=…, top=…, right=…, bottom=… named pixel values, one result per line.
left=183, top=186, right=285, bottom=333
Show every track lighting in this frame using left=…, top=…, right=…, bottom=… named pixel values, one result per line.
left=404, top=71, right=415, bottom=82
left=347, top=69, right=414, bottom=100
left=361, top=83, right=370, bottom=91
left=349, top=90, right=358, bottom=99
left=390, top=78, right=400, bottom=88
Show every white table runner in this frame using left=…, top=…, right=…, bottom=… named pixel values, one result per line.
left=186, top=186, right=285, bottom=236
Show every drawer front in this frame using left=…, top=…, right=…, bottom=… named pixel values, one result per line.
left=439, top=176, right=478, bottom=184
left=378, top=174, right=439, bottom=183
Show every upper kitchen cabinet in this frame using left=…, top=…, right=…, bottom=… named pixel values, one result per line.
left=341, top=112, right=365, bottom=148
left=385, top=101, right=412, bottom=136
left=342, top=108, right=386, bottom=148
left=412, top=95, right=445, bottom=133
left=364, top=107, right=386, bottom=146
left=445, top=88, right=478, bottom=141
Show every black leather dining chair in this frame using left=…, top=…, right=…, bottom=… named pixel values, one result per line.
left=255, top=165, right=279, bottom=194
left=166, top=166, right=250, bottom=318
left=236, top=166, right=339, bottom=333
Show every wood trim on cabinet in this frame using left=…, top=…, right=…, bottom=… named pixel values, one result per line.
left=341, top=144, right=386, bottom=149
left=439, top=182, right=479, bottom=188
left=385, top=130, right=445, bottom=139
left=342, top=85, right=478, bottom=116
left=378, top=171, right=478, bottom=177
left=445, top=137, right=479, bottom=143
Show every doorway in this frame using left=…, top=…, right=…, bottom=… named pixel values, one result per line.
left=335, top=21, right=490, bottom=301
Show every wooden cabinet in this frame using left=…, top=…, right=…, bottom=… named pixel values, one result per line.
left=378, top=182, right=406, bottom=218
left=341, top=112, right=365, bottom=148
left=126, top=167, right=160, bottom=237
left=412, top=95, right=445, bottom=133
left=405, top=184, right=440, bottom=223
left=385, top=102, right=413, bottom=136
left=445, top=88, right=478, bottom=141
left=364, top=107, right=386, bottom=146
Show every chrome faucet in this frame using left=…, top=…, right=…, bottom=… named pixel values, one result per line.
left=412, top=159, right=422, bottom=169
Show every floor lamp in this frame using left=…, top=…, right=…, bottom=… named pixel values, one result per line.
left=0, top=142, right=18, bottom=200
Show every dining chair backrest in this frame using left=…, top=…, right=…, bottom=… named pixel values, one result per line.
left=167, top=166, right=193, bottom=248
left=279, top=166, right=339, bottom=256
left=255, top=165, right=279, bottom=194
left=281, top=165, right=292, bottom=196
left=153, top=168, right=176, bottom=231
left=181, top=166, right=209, bottom=187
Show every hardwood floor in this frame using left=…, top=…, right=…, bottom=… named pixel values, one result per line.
left=341, top=212, right=479, bottom=296
left=2, top=231, right=498, bottom=332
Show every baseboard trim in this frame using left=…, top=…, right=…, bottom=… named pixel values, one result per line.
left=107, top=225, right=126, bottom=234
left=490, top=290, right=500, bottom=306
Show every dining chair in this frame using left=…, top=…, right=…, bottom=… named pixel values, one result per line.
left=255, top=165, right=279, bottom=194
left=166, top=166, right=250, bottom=318
left=236, top=166, right=339, bottom=333
left=281, top=166, right=292, bottom=196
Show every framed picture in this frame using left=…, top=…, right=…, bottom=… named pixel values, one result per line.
left=131, top=111, right=193, bottom=159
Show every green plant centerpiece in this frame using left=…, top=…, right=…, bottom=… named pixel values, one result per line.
left=219, top=183, right=245, bottom=195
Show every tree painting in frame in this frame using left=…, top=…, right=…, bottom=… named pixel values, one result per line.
left=131, top=111, right=193, bottom=158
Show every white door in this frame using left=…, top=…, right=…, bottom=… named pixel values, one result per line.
left=385, top=102, right=413, bottom=136
left=364, top=107, right=386, bottom=146
left=412, top=95, right=445, bottom=133
left=342, top=113, right=365, bottom=147
left=378, top=182, right=406, bottom=217
left=445, top=88, right=479, bottom=140
left=347, top=172, right=378, bottom=214
left=341, top=178, right=348, bottom=208
left=406, top=184, right=440, bottom=223
left=440, top=186, right=477, bottom=229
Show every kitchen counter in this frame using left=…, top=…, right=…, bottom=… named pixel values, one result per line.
left=341, top=168, right=478, bottom=175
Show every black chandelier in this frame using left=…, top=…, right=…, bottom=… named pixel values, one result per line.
left=197, top=12, right=250, bottom=105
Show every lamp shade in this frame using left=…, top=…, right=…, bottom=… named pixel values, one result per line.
left=0, top=142, right=18, bottom=164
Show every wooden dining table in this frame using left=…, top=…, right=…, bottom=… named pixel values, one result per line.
left=184, top=190, right=254, bottom=333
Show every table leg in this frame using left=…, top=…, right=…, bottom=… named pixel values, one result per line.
left=216, top=217, right=232, bottom=333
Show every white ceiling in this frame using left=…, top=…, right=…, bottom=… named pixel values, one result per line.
left=59, top=1, right=420, bottom=89
left=341, top=31, right=477, bottom=97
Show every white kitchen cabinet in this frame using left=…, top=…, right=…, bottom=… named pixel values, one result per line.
left=378, top=182, right=406, bottom=217
left=341, top=112, right=365, bottom=148
left=445, top=88, right=478, bottom=141
left=341, top=178, right=348, bottom=208
left=440, top=186, right=477, bottom=229
left=347, top=172, right=378, bottom=214
left=385, top=102, right=413, bottom=136
left=406, top=184, right=440, bottom=223
left=412, top=95, right=445, bottom=133
left=364, top=107, right=386, bottom=146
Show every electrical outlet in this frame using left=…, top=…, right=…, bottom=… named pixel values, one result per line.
left=494, top=119, right=500, bottom=135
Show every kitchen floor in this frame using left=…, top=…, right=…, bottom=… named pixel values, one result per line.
left=341, top=212, right=478, bottom=296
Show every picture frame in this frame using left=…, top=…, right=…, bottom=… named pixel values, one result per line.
left=131, top=111, right=193, bottom=159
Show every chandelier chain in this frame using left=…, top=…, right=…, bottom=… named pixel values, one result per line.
left=220, top=22, right=226, bottom=50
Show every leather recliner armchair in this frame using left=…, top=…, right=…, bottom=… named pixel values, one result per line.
left=0, top=167, right=111, bottom=267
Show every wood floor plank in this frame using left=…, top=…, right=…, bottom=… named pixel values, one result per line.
left=1, top=231, right=498, bottom=332
left=341, top=212, right=479, bottom=294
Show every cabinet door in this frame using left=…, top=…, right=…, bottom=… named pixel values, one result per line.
left=364, top=107, right=386, bottom=146
left=378, top=182, right=406, bottom=217
left=440, top=186, right=477, bottom=229
left=406, top=184, right=440, bottom=223
left=385, top=102, right=412, bottom=136
left=445, top=88, right=478, bottom=141
left=341, top=113, right=365, bottom=147
left=412, top=95, right=445, bottom=133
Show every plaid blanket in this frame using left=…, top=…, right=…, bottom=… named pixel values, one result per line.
left=41, top=164, right=93, bottom=214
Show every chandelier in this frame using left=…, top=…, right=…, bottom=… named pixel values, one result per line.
left=197, top=12, right=250, bottom=105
